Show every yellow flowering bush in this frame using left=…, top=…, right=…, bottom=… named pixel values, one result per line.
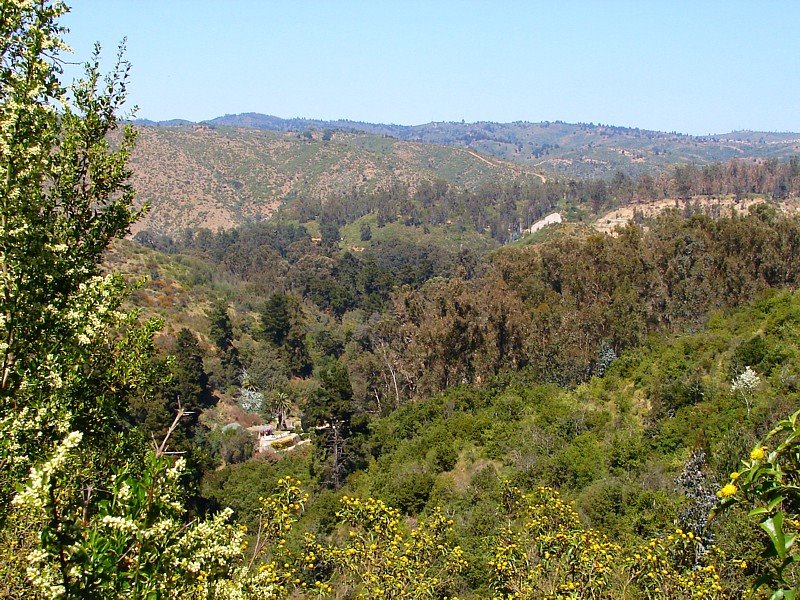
left=626, top=532, right=725, bottom=598
left=716, top=408, right=800, bottom=597
left=489, top=484, right=621, bottom=599
left=489, top=483, right=730, bottom=599
left=302, top=495, right=467, bottom=598
left=211, top=477, right=309, bottom=600
left=490, top=484, right=626, bottom=599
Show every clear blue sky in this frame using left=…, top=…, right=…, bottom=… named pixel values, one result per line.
left=61, top=1, right=800, bottom=135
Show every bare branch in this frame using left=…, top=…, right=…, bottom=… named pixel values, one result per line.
left=154, top=400, right=194, bottom=458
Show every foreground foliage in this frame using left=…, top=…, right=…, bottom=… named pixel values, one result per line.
left=717, top=409, right=800, bottom=598
left=0, top=2, right=248, bottom=597
left=490, top=484, right=729, bottom=599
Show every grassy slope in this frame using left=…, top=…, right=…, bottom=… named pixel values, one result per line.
left=103, top=240, right=250, bottom=345
left=338, top=214, right=499, bottom=255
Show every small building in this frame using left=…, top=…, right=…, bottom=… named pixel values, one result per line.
left=248, top=425, right=274, bottom=452
left=248, top=425, right=302, bottom=453
left=530, top=212, right=563, bottom=234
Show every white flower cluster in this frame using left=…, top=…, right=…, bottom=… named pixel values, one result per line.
left=25, top=547, right=65, bottom=600
left=116, top=481, right=131, bottom=501
left=166, top=456, right=187, bottom=481
left=731, top=366, right=760, bottom=393
left=99, top=515, right=137, bottom=533
left=12, top=431, right=82, bottom=511
left=174, top=507, right=243, bottom=569
left=65, top=275, right=122, bottom=346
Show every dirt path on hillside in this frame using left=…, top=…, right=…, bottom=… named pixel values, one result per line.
left=463, top=148, right=547, bottom=183
left=464, top=149, right=499, bottom=167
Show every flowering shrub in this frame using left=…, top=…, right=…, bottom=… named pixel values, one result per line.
left=10, top=430, right=246, bottom=598
left=627, top=533, right=725, bottom=598
left=302, top=495, right=466, bottom=598
left=0, top=3, right=261, bottom=596
left=489, top=483, right=728, bottom=599
left=212, top=477, right=310, bottom=600
left=731, top=366, right=761, bottom=416
left=489, top=484, right=621, bottom=598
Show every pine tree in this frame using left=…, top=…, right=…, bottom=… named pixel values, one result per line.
left=170, top=328, right=212, bottom=411
left=261, top=292, right=291, bottom=346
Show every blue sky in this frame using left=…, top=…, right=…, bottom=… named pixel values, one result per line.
left=61, top=1, right=800, bottom=135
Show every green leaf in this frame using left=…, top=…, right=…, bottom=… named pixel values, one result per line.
left=769, top=495, right=788, bottom=511
left=770, top=590, right=795, bottom=600
left=762, top=513, right=788, bottom=560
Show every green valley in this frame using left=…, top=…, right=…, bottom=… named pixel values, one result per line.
left=5, top=2, right=800, bottom=599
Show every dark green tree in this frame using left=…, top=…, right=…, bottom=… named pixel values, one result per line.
left=207, top=300, right=240, bottom=389
left=261, top=293, right=291, bottom=346
left=304, top=362, right=358, bottom=488
left=170, top=328, right=212, bottom=411
left=320, top=220, right=340, bottom=246
left=260, top=293, right=312, bottom=377
left=208, top=300, right=234, bottom=352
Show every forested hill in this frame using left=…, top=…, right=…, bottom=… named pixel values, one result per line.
left=129, top=118, right=800, bottom=241
left=135, top=113, right=800, bottom=178
left=103, top=207, right=800, bottom=597
left=127, top=125, right=538, bottom=235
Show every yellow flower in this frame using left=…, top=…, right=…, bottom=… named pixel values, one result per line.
left=750, top=447, right=766, bottom=461
left=717, top=483, right=737, bottom=498
left=730, top=471, right=740, bottom=480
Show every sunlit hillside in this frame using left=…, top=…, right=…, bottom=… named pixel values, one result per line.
left=128, top=125, right=539, bottom=234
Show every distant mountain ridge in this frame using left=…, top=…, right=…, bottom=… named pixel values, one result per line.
left=133, top=112, right=800, bottom=141
left=132, top=113, right=800, bottom=178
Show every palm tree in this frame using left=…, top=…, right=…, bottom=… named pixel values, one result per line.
left=272, top=391, right=292, bottom=431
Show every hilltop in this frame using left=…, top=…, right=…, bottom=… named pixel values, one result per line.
left=136, top=113, right=800, bottom=178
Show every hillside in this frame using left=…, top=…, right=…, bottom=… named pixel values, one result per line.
left=137, top=113, right=800, bottom=178
left=104, top=208, right=800, bottom=598
left=127, top=125, right=538, bottom=235
left=121, top=211, right=800, bottom=597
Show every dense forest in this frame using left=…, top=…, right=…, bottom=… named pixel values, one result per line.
left=124, top=203, right=800, bottom=477
left=4, top=3, right=800, bottom=599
